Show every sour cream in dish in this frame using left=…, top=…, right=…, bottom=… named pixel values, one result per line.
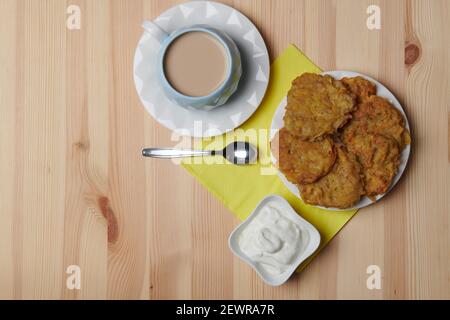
left=229, top=195, right=321, bottom=286
left=238, top=201, right=309, bottom=275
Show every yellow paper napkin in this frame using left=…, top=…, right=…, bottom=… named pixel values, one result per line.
left=182, top=45, right=358, bottom=271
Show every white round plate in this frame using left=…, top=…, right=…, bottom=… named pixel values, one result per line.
left=270, top=71, right=411, bottom=211
left=134, top=1, right=270, bottom=137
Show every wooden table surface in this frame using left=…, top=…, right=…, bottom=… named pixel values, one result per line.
left=0, top=0, right=449, bottom=300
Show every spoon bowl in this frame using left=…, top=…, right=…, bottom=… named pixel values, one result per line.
left=219, top=141, right=258, bottom=164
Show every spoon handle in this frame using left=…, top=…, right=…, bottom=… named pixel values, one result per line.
left=142, top=148, right=212, bottom=158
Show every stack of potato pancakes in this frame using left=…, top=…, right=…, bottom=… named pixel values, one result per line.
left=271, top=73, right=410, bottom=209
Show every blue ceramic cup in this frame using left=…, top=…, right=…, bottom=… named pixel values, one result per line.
left=142, top=21, right=242, bottom=111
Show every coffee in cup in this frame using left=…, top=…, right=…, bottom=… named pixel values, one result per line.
left=142, top=22, right=242, bottom=110
left=163, top=31, right=229, bottom=97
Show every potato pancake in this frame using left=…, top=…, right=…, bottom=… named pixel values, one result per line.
left=341, top=76, right=376, bottom=103
left=284, top=73, right=355, bottom=140
left=271, top=128, right=336, bottom=184
left=345, top=133, right=400, bottom=198
left=342, top=95, right=410, bottom=149
left=299, top=147, right=364, bottom=209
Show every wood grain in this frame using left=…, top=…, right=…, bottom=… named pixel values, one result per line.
left=0, top=0, right=449, bottom=299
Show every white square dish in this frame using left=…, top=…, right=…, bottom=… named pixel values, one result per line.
left=228, top=194, right=321, bottom=286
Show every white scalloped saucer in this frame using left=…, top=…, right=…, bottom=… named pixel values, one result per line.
left=134, top=1, right=270, bottom=137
